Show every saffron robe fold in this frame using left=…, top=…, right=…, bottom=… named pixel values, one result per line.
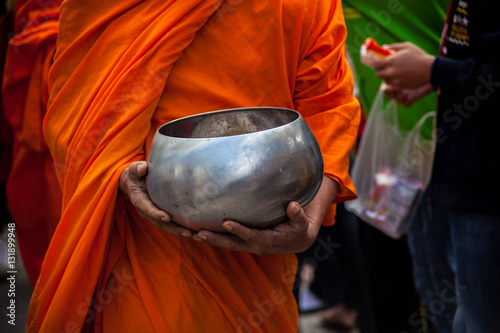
left=28, top=0, right=360, bottom=332
left=2, top=0, right=62, bottom=286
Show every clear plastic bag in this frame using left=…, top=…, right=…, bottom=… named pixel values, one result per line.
left=346, top=85, right=436, bottom=239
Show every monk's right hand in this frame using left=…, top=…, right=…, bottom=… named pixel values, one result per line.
left=119, top=161, right=194, bottom=238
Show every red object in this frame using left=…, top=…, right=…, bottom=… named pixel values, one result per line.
left=363, top=37, right=395, bottom=57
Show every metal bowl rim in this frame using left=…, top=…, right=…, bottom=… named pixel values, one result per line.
left=155, top=106, right=303, bottom=141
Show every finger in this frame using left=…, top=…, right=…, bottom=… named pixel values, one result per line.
left=403, top=94, right=413, bottom=107
left=385, top=92, right=400, bottom=101
left=386, top=87, right=406, bottom=101
left=157, top=221, right=194, bottom=238
left=195, top=230, right=247, bottom=252
left=386, top=42, right=411, bottom=51
left=389, top=90, right=408, bottom=105
left=128, top=161, right=148, bottom=181
left=286, top=202, right=307, bottom=227
left=372, top=58, right=389, bottom=71
left=383, top=86, right=399, bottom=98
left=384, top=91, right=399, bottom=101
left=221, top=221, right=272, bottom=247
left=384, top=85, right=401, bottom=93
left=375, top=67, right=392, bottom=81
left=129, top=184, right=171, bottom=223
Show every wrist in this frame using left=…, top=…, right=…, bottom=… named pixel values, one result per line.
left=423, top=55, right=436, bottom=85
left=305, top=176, right=338, bottom=225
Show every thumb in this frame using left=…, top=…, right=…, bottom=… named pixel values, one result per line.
left=129, top=161, right=148, bottom=181
left=286, top=201, right=306, bottom=225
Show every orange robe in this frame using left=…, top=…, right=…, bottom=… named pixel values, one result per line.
left=2, top=0, right=62, bottom=286
left=28, top=0, right=360, bottom=332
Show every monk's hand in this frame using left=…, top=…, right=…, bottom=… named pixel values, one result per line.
left=192, top=176, right=338, bottom=255
left=193, top=202, right=318, bottom=255
left=374, top=42, right=435, bottom=90
left=119, top=161, right=194, bottom=238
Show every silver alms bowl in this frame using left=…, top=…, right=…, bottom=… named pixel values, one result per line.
left=146, top=107, right=323, bottom=232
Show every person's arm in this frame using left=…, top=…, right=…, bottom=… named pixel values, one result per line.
left=430, top=56, right=500, bottom=97
left=376, top=20, right=500, bottom=97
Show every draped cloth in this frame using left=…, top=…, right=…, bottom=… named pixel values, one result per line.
left=28, top=0, right=360, bottom=332
left=2, top=0, right=62, bottom=286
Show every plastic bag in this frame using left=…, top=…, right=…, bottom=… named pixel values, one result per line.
left=346, top=85, right=436, bottom=239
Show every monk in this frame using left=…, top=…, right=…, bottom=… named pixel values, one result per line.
left=28, top=0, right=360, bottom=332
left=2, top=0, right=62, bottom=286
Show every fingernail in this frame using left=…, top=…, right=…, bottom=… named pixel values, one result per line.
left=199, top=234, right=207, bottom=241
left=182, top=232, right=190, bottom=237
left=193, top=235, right=202, bottom=242
left=223, top=222, right=232, bottom=231
left=161, top=216, right=170, bottom=223
left=292, top=203, right=300, bottom=215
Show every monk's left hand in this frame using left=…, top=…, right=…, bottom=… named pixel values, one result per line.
left=193, top=176, right=338, bottom=255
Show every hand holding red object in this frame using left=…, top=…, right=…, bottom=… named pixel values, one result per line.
left=360, top=37, right=395, bottom=69
left=374, top=42, right=435, bottom=89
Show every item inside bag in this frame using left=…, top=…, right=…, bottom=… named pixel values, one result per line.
left=361, top=167, right=422, bottom=235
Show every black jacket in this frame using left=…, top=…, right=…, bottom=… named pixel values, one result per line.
left=430, top=0, right=500, bottom=211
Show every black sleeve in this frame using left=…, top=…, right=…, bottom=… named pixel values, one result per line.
left=431, top=55, right=500, bottom=95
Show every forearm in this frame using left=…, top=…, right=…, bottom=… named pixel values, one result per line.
left=304, top=175, right=339, bottom=229
left=431, top=56, right=500, bottom=96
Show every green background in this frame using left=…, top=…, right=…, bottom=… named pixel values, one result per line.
left=342, top=0, right=449, bottom=136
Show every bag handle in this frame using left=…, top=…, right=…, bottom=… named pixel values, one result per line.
left=372, top=83, right=399, bottom=127
left=411, top=111, right=435, bottom=135
left=402, top=111, right=436, bottom=165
